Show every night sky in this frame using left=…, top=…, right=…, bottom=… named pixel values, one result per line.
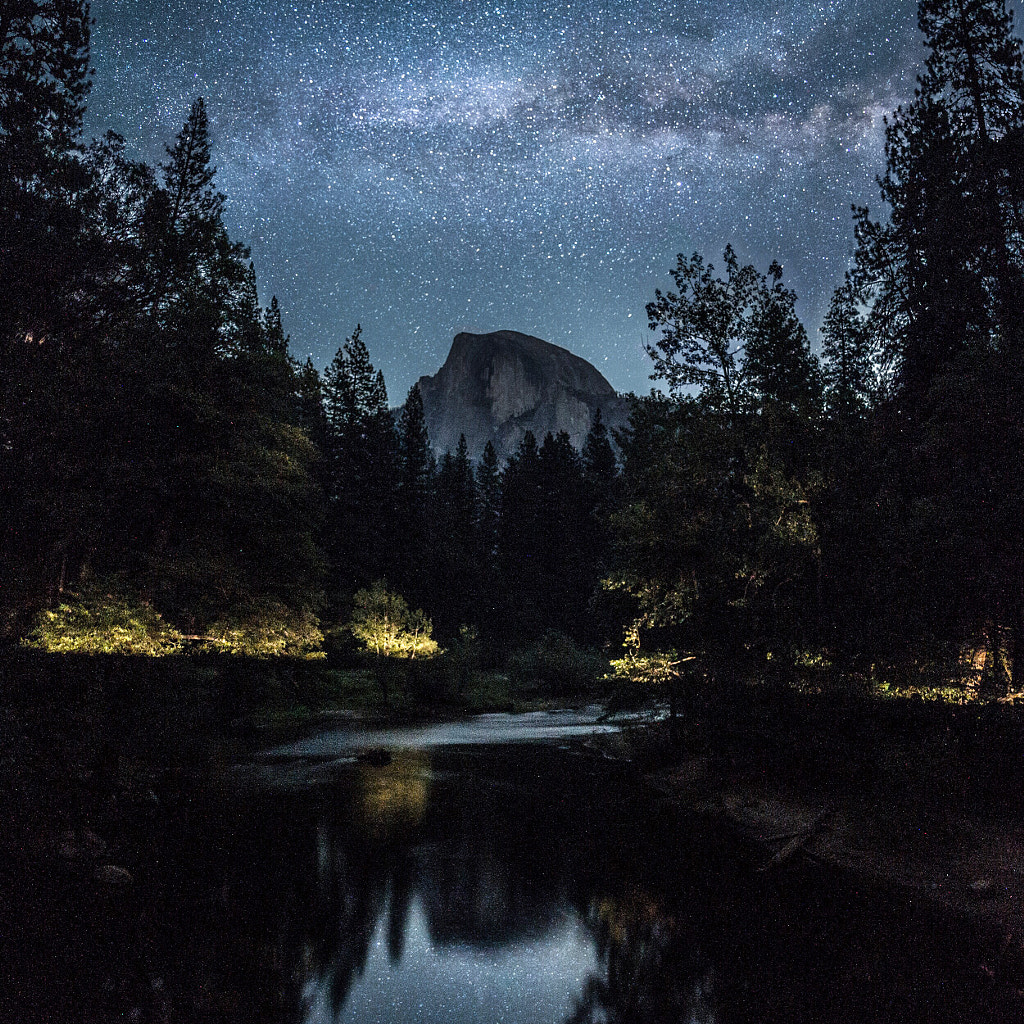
left=86, top=0, right=923, bottom=400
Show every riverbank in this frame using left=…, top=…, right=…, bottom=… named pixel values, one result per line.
left=599, top=685, right=1024, bottom=966
left=0, top=650, right=585, bottom=895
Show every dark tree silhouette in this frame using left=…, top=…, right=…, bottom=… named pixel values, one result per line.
left=395, top=383, right=434, bottom=607
left=322, top=326, right=398, bottom=597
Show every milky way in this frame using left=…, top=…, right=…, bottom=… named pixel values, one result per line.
left=86, top=0, right=923, bottom=399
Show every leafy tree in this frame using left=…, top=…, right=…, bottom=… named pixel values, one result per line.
left=645, top=245, right=761, bottom=420
left=613, top=250, right=825, bottom=688
left=200, top=601, right=324, bottom=658
left=608, top=394, right=757, bottom=681
left=22, top=584, right=185, bottom=656
left=349, top=581, right=438, bottom=659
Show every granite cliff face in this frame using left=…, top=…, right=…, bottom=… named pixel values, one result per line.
left=415, top=330, right=629, bottom=462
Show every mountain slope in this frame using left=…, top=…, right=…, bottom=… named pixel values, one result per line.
left=415, top=330, right=629, bottom=461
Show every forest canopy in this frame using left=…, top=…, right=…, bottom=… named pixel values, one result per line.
left=3, top=0, right=1024, bottom=699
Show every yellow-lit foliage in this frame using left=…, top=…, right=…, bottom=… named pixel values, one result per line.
left=349, top=581, right=439, bottom=659
left=22, top=590, right=184, bottom=655
left=199, top=601, right=324, bottom=657
left=605, top=625, right=689, bottom=689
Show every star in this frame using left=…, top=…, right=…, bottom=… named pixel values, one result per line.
left=86, top=0, right=922, bottom=398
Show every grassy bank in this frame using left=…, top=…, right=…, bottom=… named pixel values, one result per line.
left=0, top=640, right=615, bottom=843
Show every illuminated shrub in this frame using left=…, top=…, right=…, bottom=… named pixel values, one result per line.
left=348, top=581, right=439, bottom=659
left=200, top=602, right=324, bottom=657
left=22, top=590, right=184, bottom=656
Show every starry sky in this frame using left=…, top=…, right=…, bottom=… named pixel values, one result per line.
left=86, top=0, right=924, bottom=400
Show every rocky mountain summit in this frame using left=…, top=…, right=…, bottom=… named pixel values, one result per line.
left=415, top=330, right=629, bottom=462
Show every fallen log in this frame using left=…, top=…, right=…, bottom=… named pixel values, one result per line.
left=758, top=805, right=834, bottom=872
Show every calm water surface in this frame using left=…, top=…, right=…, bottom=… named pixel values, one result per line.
left=13, top=709, right=1024, bottom=1022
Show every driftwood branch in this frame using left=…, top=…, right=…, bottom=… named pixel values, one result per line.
left=758, top=806, right=834, bottom=872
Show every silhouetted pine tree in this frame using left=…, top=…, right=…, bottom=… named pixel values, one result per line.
left=498, top=432, right=545, bottom=640
left=0, top=0, right=96, bottom=621
left=581, top=409, right=620, bottom=605
left=0, top=0, right=92, bottom=345
left=847, top=0, right=1024, bottom=686
left=474, top=440, right=502, bottom=623
left=821, top=280, right=878, bottom=425
left=322, top=326, right=398, bottom=597
left=856, top=0, right=1024, bottom=400
left=395, top=383, right=433, bottom=607
left=430, top=435, right=478, bottom=635
left=744, top=261, right=820, bottom=417
left=537, top=431, right=590, bottom=636
left=295, top=356, right=331, bottom=463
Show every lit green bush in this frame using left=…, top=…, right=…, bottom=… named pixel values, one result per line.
left=348, top=582, right=439, bottom=659
left=605, top=647, right=683, bottom=689
left=200, top=602, right=324, bottom=657
left=22, top=591, right=184, bottom=656
left=603, top=620, right=695, bottom=689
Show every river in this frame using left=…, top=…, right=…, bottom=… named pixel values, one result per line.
left=13, top=708, right=1024, bottom=1021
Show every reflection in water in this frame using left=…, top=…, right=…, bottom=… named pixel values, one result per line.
left=304, top=898, right=598, bottom=1024
left=354, top=749, right=431, bottom=835
left=275, top=744, right=1024, bottom=1024
left=300, top=747, right=624, bottom=1022
left=570, top=889, right=716, bottom=1024
left=16, top=740, right=1024, bottom=1022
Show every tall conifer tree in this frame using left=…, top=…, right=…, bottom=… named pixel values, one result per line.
left=395, top=384, right=433, bottom=606
left=474, top=440, right=502, bottom=621
left=431, top=435, right=478, bottom=634
left=322, top=326, right=397, bottom=596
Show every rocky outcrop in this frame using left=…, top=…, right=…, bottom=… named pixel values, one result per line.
left=415, top=330, right=629, bottom=462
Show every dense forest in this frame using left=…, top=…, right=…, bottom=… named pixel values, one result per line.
left=4, top=0, right=1024, bottom=700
